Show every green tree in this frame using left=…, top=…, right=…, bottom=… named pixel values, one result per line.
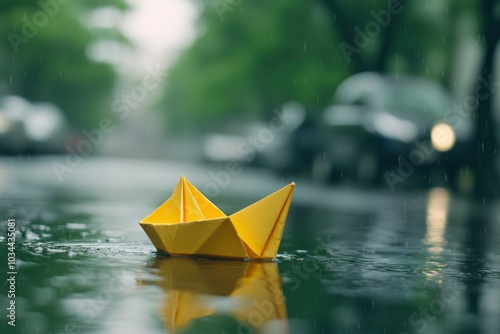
left=0, top=0, right=129, bottom=130
left=162, top=0, right=348, bottom=131
left=161, top=0, right=462, bottom=129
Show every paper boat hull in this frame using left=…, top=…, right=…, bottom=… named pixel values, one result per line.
left=140, top=177, right=294, bottom=260
left=140, top=217, right=253, bottom=259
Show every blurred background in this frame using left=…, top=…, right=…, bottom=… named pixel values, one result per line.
left=1, top=0, right=500, bottom=333
left=1, top=0, right=499, bottom=193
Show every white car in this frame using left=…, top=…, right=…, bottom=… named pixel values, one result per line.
left=0, top=96, right=70, bottom=154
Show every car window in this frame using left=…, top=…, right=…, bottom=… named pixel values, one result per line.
left=381, top=84, right=450, bottom=119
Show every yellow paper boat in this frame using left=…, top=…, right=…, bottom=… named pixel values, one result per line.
left=140, top=176, right=295, bottom=259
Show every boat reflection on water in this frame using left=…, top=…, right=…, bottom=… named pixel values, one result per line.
left=140, top=257, right=288, bottom=333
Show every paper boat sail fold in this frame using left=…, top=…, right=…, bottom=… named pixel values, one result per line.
left=141, top=176, right=226, bottom=224
left=140, top=176, right=295, bottom=259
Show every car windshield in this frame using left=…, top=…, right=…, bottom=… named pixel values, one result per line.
left=381, top=83, right=451, bottom=120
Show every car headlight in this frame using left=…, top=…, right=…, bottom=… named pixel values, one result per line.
left=431, top=123, right=455, bottom=152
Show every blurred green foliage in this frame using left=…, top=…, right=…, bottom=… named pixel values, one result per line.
left=0, top=0, right=492, bottom=135
left=163, top=0, right=349, bottom=131
left=161, top=0, right=485, bottom=131
left=0, top=0, right=128, bottom=130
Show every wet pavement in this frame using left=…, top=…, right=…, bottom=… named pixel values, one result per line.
left=0, top=156, right=499, bottom=334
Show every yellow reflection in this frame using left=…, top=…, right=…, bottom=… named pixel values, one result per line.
left=141, top=257, right=288, bottom=333
left=424, top=188, right=450, bottom=255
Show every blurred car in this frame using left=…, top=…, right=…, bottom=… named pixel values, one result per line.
left=201, top=121, right=267, bottom=165
left=202, top=102, right=319, bottom=174
left=0, top=96, right=29, bottom=154
left=0, top=95, right=70, bottom=154
left=258, top=102, right=319, bottom=174
left=312, top=72, right=475, bottom=186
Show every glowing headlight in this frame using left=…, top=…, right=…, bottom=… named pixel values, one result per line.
left=431, top=123, right=455, bottom=152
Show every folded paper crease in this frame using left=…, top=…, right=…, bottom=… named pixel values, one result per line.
left=140, top=176, right=295, bottom=259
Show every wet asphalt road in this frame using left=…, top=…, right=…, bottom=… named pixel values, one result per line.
left=0, top=156, right=499, bottom=334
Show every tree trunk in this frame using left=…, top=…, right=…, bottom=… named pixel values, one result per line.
left=319, top=0, right=409, bottom=73
left=473, top=0, right=500, bottom=199
left=374, top=0, right=409, bottom=72
left=319, top=0, right=368, bottom=73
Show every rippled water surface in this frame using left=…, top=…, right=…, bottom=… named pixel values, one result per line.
left=1, top=157, right=499, bottom=334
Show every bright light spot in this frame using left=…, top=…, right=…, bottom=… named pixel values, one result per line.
left=424, top=188, right=450, bottom=255
left=120, top=0, right=198, bottom=72
left=24, top=106, right=62, bottom=141
left=87, top=40, right=122, bottom=63
left=372, top=112, right=419, bottom=143
left=431, top=123, right=455, bottom=152
left=88, top=7, right=123, bottom=29
left=203, top=134, right=246, bottom=162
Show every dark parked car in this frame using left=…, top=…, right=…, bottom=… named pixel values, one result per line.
left=258, top=102, right=319, bottom=174
left=312, top=72, right=476, bottom=188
